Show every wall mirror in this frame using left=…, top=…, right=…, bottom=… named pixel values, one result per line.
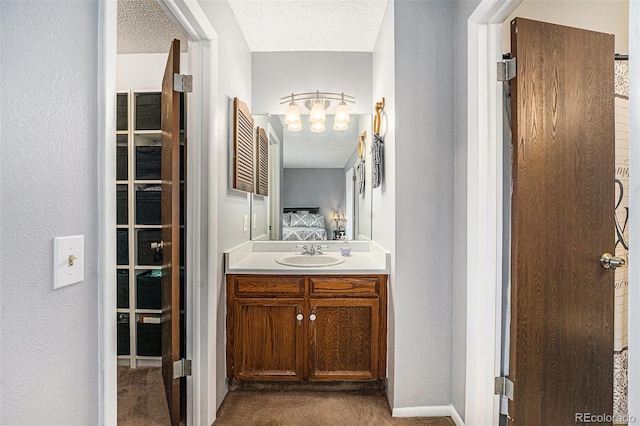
left=251, top=114, right=373, bottom=242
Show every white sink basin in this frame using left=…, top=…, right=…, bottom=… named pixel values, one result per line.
left=276, top=255, right=345, bottom=267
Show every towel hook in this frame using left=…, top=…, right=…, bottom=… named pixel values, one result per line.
left=358, top=131, right=367, bottom=158
left=373, top=97, right=385, bottom=134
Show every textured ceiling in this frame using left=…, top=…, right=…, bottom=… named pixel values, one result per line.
left=117, top=0, right=189, bottom=54
left=118, top=0, right=387, bottom=53
left=227, top=0, right=388, bottom=52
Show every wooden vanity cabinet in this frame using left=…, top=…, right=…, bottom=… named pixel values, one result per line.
left=226, top=275, right=305, bottom=380
left=226, top=274, right=387, bottom=383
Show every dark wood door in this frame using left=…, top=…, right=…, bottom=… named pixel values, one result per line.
left=308, top=298, right=379, bottom=381
left=161, top=39, right=184, bottom=426
left=509, top=18, right=614, bottom=425
left=233, top=298, right=305, bottom=380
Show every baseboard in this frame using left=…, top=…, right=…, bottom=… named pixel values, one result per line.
left=450, top=405, right=464, bottom=426
left=393, top=404, right=464, bottom=425
left=229, top=379, right=386, bottom=393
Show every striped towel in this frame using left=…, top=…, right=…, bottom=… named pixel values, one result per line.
left=371, top=133, right=384, bottom=188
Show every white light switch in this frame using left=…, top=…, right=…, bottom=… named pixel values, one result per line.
left=253, top=214, right=257, bottom=230
left=53, top=235, right=84, bottom=289
left=243, top=215, right=248, bottom=233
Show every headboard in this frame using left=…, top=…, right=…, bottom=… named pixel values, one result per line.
left=283, top=207, right=320, bottom=214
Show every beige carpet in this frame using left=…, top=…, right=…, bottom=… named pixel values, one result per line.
left=214, top=390, right=455, bottom=426
left=117, top=366, right=170, bottom=426
left=118, top=369, right=455, bottom=426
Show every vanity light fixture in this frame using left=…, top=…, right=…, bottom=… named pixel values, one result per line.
left=284, top=97, right=301, bottom=123
left=333, top=93, right=351, bottom=131
left=310, top=120, right=326, bottom=133
left=332, top=114, right=348, bottom=131
left=309, top=100, right=326, bottom=123
left=280, top=91, right=355, bottom=133
left=288, top=119, right=303, bottom=132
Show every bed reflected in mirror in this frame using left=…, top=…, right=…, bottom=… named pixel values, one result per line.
left=251, top=114, right=373, bottom=242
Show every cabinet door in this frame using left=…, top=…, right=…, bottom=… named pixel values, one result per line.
left=309, top=298, right=379, bottom=381
left=233, top=298, right=304, bottom=380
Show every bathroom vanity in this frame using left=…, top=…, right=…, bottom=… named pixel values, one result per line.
left=225, top=241, right=389, bottom=384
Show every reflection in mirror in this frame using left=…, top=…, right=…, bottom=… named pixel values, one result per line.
left=251, top=114, right=372, bottom=242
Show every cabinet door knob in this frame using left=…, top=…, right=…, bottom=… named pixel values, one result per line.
left=296, top=313, right=303, bottom=321
left=309, top=314, right=317, bottom=322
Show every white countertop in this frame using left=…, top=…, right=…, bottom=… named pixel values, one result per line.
left=225, top=241, right=389, bottom=275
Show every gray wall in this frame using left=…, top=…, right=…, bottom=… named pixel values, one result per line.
left=283, top=168, right=346, bottom=233
left=374, top=0, right=458, bottom=411
left=453, top=1, right=483, bottom=419
left=0, top=1, right=100, bottom=424
left=391, top=0, right=455, bottom=409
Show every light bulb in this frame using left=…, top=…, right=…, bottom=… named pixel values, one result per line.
left=334, top=101, right=350, bottom=123
left=288, top=119, right=303, bottom=132
left=284, top=102, right=300, bottom=124
left=309, top=101, right=326, bottom=123
left=333, top=119, right=349, bottom=131
left=310, top=120, right=325, bottom=133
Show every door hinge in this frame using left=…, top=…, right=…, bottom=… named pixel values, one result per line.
left=497, top=58, right=516, bottom=82
left=173, top=358, right=192, bottom=378
left=173, top=73, right=193, bottom=93
left=495, top=376, right=514, bottom=400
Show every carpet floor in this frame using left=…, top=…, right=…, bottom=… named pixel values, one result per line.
left=214, top=390, right=455, bottom=426
left=118, top=368, right=455, bottom=426
left=117, top=366, right=170, bottom=426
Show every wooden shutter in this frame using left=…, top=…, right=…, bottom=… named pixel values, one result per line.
left=255, top=127, right=269, bottom=196
left=233, top=97, right=254, bottom=192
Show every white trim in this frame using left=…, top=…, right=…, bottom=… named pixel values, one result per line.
left=392, top=404, right=464, bottom=425
left=205, top=33, right=220, bottom=420
left=465, top=1, right=522, bottom=425
left=266, top=123, right=281, bottom=240
left=450, top=405, right=465, bottom=426
left=392, top=405, right=452, bottom=417
left=627, top=0, right=639, bottom=420
left=98, top=0, right=118, bottom=424
left=158, top=0, right=216, bottom=41
left=184, top=40, right=203, bottom=426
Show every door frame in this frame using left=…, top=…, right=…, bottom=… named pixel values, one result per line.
left=267, top=123, right=282, bottom=240
left=466, top=1, right=638, bottom=425
left=345, top=167, right=355, bottom=240
left=98, top=1, right=218, bottom=425
left=628, top=0, right=639, bottom=421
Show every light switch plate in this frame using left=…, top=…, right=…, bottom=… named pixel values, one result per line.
left=53, top=235, right=84, bottom=289
left=253, top=214, right=257, bottom=230
left=243, top=215, right=248, bottom=233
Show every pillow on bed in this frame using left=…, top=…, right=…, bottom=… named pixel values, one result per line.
left=282, top=212, right=292, bottom=227
left=290, top=213, right=325, bottom=228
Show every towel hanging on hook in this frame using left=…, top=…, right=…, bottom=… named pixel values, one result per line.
left=372, top=98, right=385, bottom=189
left=356, top=131, right=367, bottom=194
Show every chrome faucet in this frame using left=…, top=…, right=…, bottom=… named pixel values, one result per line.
left=301, top=245, right=323, bottom=255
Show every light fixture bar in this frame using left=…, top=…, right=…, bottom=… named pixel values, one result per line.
left=281, top=91, right=355, bottom=133
left=280, top=91, right=355, bottom=105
